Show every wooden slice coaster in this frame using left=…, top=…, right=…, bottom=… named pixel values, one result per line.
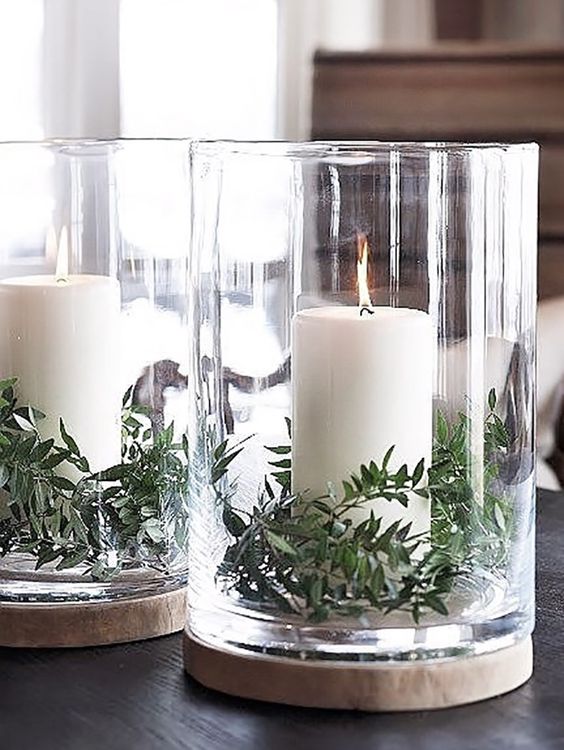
left=184, top=630, right=532, bottom=711
left=0, top=588, right=186, bottom=648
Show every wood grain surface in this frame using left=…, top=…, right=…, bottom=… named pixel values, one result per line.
left=0, top=587, right=187, bottom=648
left=311, top=44, right=564, bottom=282
left=184, top=632, right=533, bottom=712
left=0, top=489, right=561, bottom=750
left=312, top=47, right=564, bottom=140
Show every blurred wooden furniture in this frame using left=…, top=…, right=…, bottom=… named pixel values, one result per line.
left=312, top=45, right=564, bottom=299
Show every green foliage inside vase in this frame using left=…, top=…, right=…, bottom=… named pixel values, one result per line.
left=214, top=390, right=515, bottom=624
left=0, top=378, right=189, bottom=579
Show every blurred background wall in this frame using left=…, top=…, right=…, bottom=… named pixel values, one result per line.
left=1, top=0, right=564, bottom=142
left=2, top=0, right=564, bottom=488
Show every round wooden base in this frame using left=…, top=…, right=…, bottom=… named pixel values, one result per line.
left=0, top=589, right=186, bottom=648
left=184, top=631, right=533, bottom=711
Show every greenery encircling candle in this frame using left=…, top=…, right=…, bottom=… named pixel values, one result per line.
left=0, top=370, right=513, bottom=623
left=213, top=390, right=513, bottom=624
left=0, top=378, right=189, bottom=579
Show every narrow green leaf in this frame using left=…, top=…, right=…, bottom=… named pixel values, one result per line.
left=42, top=452, right=68, bottom=469
left=269, top=458, right=291, bottom=469
left=382, top=445, right=395, bottom=470
left=412, top=458, right=425, bottom=487
left=223, top=508, right=247, bottom=537
left=266, top=445, right=291, bottom=455
left=30, top=438, right=55, bottom=463
left=96, top=464, right=130, bottom=482
left=51, top=476, right=76, bottom=492
left=425, top=592, right=449, bottom=616
left=56, top=548, right=90, bottom=570
left=59, top=419, right=80, bottom=456
left=488, top=388, right=497, bottom=411
left=265, top=530, right=298, bottom=557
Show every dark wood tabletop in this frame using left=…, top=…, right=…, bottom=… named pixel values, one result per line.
left=1, top=489, right=562, bottom=750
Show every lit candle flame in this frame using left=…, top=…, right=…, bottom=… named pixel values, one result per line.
left=55, top=226, right=69, bottom=283
left=357, top=233, right=373, bottom=314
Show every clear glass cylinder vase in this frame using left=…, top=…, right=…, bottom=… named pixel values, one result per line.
left=0, top=139, right=190, bottom=605
left=187, top=141, right=538, bottom=665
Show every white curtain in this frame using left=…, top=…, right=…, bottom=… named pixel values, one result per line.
left=0, top=1, right=43, bottom=139
left=8, top=0, right=564, bottom=142
left=41, top=0, right=278, bottom=140
left=39, top=0, right=436, bottom=141
left=42, top=0, right=120, bottom=139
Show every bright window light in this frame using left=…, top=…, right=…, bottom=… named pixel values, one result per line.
left=0, top=1, right=47, bottom=264
left=120, top=0, right=279, bottom=139
left=0, top=1, right=43, bottom=140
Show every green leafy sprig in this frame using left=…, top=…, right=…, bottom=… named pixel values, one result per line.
left=213, top=389, right=512, bottom=624
left=430, top=389, right=512, bottom=570
left=0, top=378, right=189, bottom=579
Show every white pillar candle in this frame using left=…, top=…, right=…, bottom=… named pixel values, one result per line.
left=291, top=305, right=433, bottom=536
left=0, top=249, right=121, bottom=478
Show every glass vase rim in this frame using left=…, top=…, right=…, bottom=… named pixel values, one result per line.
left=0, top=137, right=193, bottom=150
left=0, top=137, right=538, bottom=158
left=191, top=139, right=539, bottom=160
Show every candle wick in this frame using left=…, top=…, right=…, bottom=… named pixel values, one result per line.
left=360, top=306, right=374, bottom=317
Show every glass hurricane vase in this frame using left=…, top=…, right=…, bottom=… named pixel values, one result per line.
left=0, top=139, right=191, bottom=644
left=185, top=140, right=538, bottom=709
